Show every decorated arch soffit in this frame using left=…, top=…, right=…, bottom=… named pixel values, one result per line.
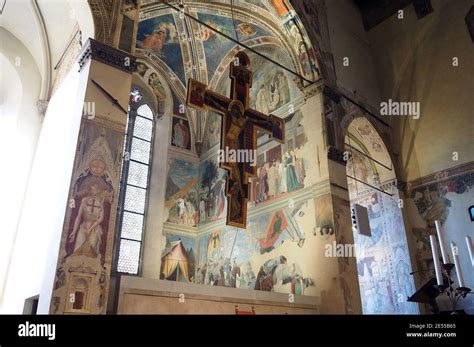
left=88, top=0, right=121, bottom=45
left=135, top=0, right=321, bottom=145
left=345, top=117, right=396, bottom=190
left=133, top=57, right=198, bottom=155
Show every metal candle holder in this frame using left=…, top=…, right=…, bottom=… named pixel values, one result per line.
left=434, top=263, right=472, bottom=314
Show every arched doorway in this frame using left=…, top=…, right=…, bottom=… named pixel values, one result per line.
left=345, top=117, right=418, bottom=314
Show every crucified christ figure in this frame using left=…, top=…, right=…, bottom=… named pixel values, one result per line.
left=186, top=52, right=285, bottom=228
left=204, top=96, right=272, bottom=200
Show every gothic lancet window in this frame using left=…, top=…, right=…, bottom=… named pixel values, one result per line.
left=116, top=94, right=154, bottom=275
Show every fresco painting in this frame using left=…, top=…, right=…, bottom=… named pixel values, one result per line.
left=198, top=158, right=227, bottom=224
left=160, top=234, right=197, bottom=282
left=215, top=50, right=303, bottom=115
left=314, top=194, right=334, bottom=240
left=160, top=192, right=322, bottom=297
left=165, top=158, right=200, bottom=226
left=136, top=62, right=149, bottom=77
left=52, top=122, right=122, bottom=313
left=168, top=123, right=313, bottom=227
left=352, top=190, right=418, bottom=314
left=65, top=125, right=121, bottom=260
left=268, top=1, right=318, bottom=79
left=196, top=126, right=310, bottom=225
left=347, top=151, right=373, bottom=187
left=147, top=6, right=328, bottom=300
left=178, top=201, right=317, bottom=295
left=171, top=116, right=191, bottom=150
left=203, top=112, right=222, bottom=152
left=165, top=157, right=228, bottom=227
left=136, top=14, right=186, bottom=83
left=148, top=72, right=167, bottom=115
left=350, top=117, right=387, bottom=154
left=250, top=144, right=306, bottom=204
left=197, top=13, right=273, bottom=81
left=408, top=170, right=473, bottom=285
left=252, top=69, right=291, bottom=115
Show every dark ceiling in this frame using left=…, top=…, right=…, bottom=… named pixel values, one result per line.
left=353, top=0, right=414, bottom=30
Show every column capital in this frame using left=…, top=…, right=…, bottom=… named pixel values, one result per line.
left=327, top=146, right=347, bottom=166
left=78, top=38, right=137, bottom=74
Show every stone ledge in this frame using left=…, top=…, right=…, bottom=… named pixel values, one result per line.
left=118, top=275, right=319, bottom=310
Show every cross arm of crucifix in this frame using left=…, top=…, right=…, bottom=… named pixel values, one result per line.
left=199, top=87, right=284, bottom=143
left=244, top=108, right=285, bottom=143
left=203, top=92, right=230, bottom=114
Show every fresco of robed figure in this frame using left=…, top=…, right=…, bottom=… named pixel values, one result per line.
left=66, top=127, right=119, bottom=259
left=171, top=117, right=191, bottom=150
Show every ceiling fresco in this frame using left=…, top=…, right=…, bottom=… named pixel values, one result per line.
left=136, top=1, right=319, bottom=87
left=214, top=47, right=304, bottom=116
left=137, top=14, right=186, bottom=83
left=135, top=1, right=320, bottom=153
left=196, top=12, right=273, bottom=81
left=346, top=117, right=396, bottom=190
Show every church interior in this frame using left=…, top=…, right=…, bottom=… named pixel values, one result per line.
left=1, top=0, right=473, bottom=317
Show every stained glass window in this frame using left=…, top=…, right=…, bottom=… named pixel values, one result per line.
left=116, top=103, right=154, bottom=275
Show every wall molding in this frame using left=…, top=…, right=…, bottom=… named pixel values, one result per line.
left=78, top=38, right=137, bottom=73
left=408, top=162, right=474, bottom=190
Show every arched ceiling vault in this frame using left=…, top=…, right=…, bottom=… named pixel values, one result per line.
left=135, top=0, right=321, bottom=148
left=1, top=0, right=94, bottom=102
left=346, top=117, right=396, bottom=188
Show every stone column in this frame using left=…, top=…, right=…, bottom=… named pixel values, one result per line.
left=320, top=147, right=363, bottom=314
left=49, top=39, right=135, bottom=314
left=314, top=90, right=362, bottom=314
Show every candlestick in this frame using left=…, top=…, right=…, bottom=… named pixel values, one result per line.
left=430, top=235, right=444, bottom=285
left=435, top=220, right=450, bottom=264
left=450, top=242, right=465, bottom=288
left=466, top=236, right=474, bottom=267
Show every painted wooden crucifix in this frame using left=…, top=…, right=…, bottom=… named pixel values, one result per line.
left=186, top=52, right=285, bottom=229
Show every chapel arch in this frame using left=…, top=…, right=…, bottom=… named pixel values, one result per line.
left=344, top=116, right=418, bottom=314
left=134, top=59, right=198, bottom=153
left=112, top=0, right=339, bottom=305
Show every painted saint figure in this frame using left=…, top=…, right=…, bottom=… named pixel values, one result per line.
left=69, top=183, right=110, bottom=257
left=207, top=114, right=221, bottom=148
left=294, top=147, right=306, bottom=184
left=148, top=73, right=166, bottom=114
left=199, top=198, right=206, bottom=222
left=285, top=150, right=303, bottom=192
left=256, top=84, right=270, bottom=114
left=274, top=159, right=281, bottom=195
left=258, top=162, right=269, bottom=201
left=207, top=230, right=221, bottom=261
left=172, top=118, right=190, bottom=149
left=278, top=158, right=287, bottom=193
left=213, top=180, right=226, bottom=220
left=177, top=198, right=186, bottom=224
left=140, top=21, right=177, bottom=56
left=268, top=161, right=277, bottom=198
